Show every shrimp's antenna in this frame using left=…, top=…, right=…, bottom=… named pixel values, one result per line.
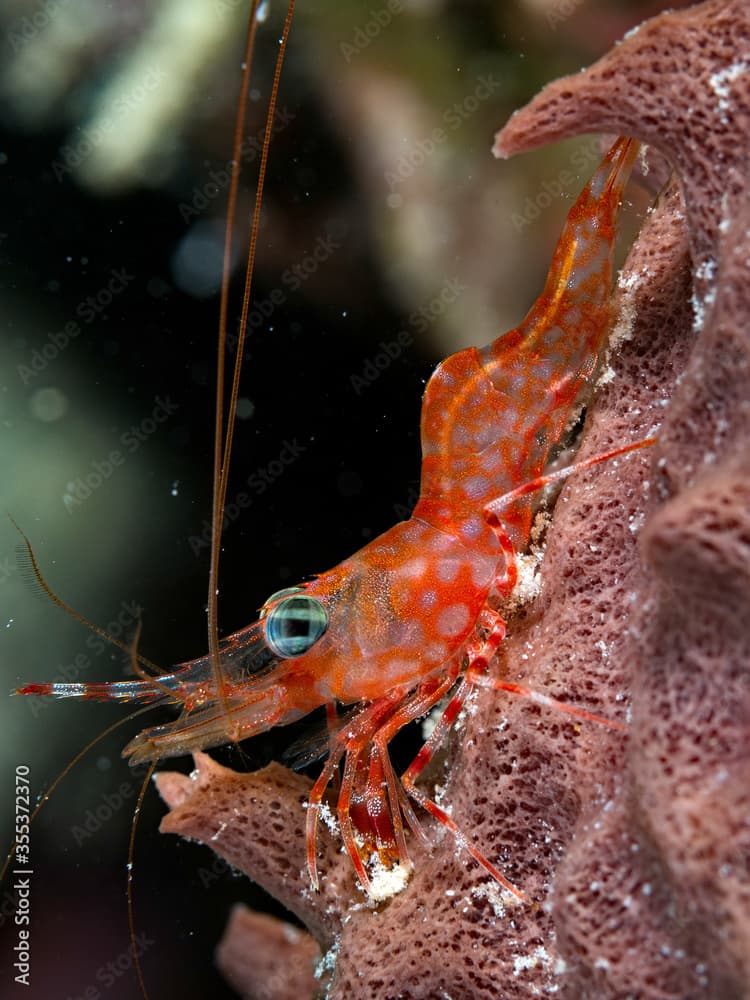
left=1, top=706, right=155, bottom=884
left=10, top=515, right=164, bottom=680
left=207, top=1, right=297, bottom=728
left=128, top=759, right=158, bottom=1000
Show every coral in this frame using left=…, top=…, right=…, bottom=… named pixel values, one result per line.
left=217, top=906, right=321, bottom=1000
left=156, top=1, right=750, bottom=996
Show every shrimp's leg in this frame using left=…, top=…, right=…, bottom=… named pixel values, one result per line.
left=477, top=480, right=630, bottom=730
left=465, top=672, right=626, bottom=731
left=325, top=701, right=338, bottom=733
left=392, top=627, right=530, bottom=898
left=306, top=743, right=346, bottom=891
left=337, top=736, right=382, bottom=891
left=357, top=526, right=523, bottom=893
left=369, top=670, right=462, bottom=867
left=324, top=701, right=341, bottom=795
left=368, top=655, right=525, bottom=899
left=398, top=675, right=525, bottom=899
left=467, top=436, right=659, bottom=727
left=483, top=436, right=656, bottom=525
left=305, top=691, right=403, bottom=891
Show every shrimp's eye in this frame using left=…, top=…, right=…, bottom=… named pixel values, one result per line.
left=264, top=595, right=328, bottom=658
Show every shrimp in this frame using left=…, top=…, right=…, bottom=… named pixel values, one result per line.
left=3, top=28, right=659, bottom=1000
left=16, top=117, right=648, bottom=908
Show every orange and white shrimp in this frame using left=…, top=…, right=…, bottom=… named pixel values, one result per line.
left=17, top=121, right=649, bottom=904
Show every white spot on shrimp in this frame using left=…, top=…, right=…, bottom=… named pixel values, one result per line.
left=405, top=622, right=424, bottom=648
left=437, top=603, right=471, bottom=638
left=385, top=658, right=414, bottom=681
left=463, top=474, right=492, bottom=500
left=420, top=589, right=438, bottom=610
left=424, top=642, right=448, bottom=664
left=480, top=449, right=503, bottom=473
left=406, top=558, right=428, bottom=579
left=437, top=560, right=460, bottom=583
left=470, top=561, right=492, bottom=590
left=460, top=515, right=483, bottom=541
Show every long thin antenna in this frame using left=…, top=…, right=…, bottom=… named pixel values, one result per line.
left=10, top=515, right=163, bottom=679
left=207, top=1, right=297, bottom=731
left=128, top=759, right=158, bottom=1000
left=1, top=708, right=153, bottom=883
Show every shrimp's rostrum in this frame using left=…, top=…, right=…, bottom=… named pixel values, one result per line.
left=18, top=134, right=647, bottom=899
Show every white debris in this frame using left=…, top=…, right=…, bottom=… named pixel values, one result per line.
left=421, top=703, right=444, bottom=740
left=512, top=944, right=556, bottom=975
left=314, top=938, right=340, bottom=980
left=507, top=549, right=544, bottom=611
left=709, top=61, right=748, bottom=119
left=317, top=801, right=340, bottom=837
left=365, top=858, right=411, bottom=902
left=471, top=879, right=524, bottom=918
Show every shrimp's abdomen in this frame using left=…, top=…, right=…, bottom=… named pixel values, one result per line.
left=415, top=136, right=639, bottom=550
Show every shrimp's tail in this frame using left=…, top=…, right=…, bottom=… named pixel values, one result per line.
left=525, top=135, right=640, bottom=333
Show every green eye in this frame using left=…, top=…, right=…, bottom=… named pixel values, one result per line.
left=263, top=594, right=328, bottom=658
